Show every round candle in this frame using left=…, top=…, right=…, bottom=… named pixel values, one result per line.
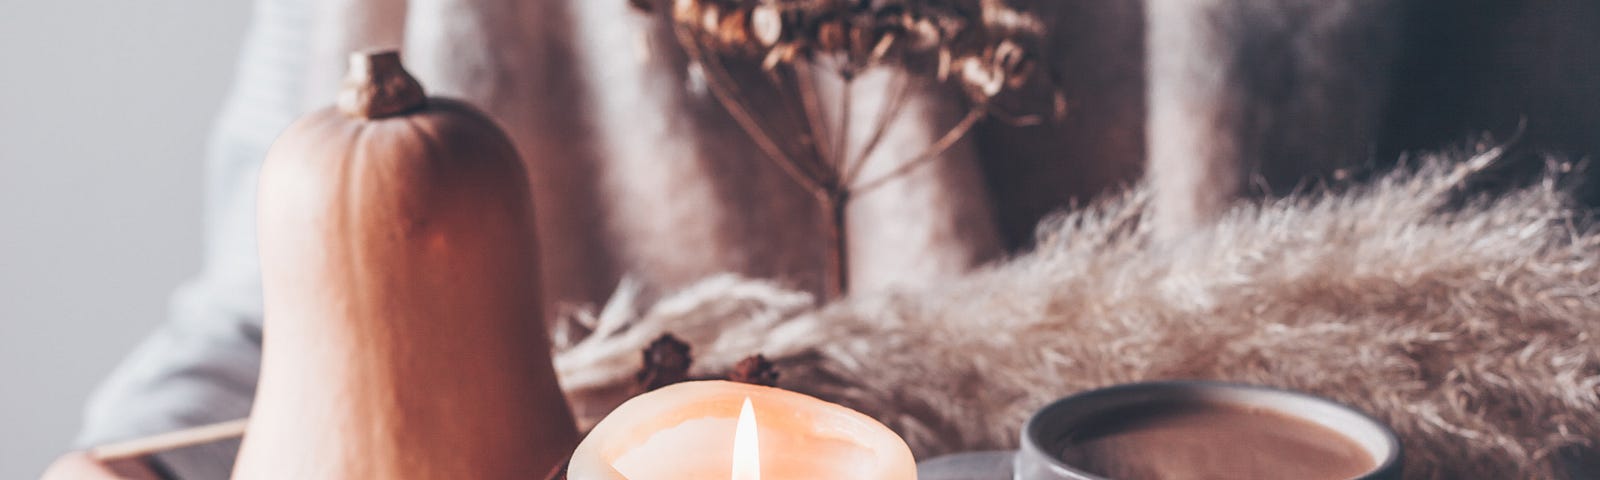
left=568, top=381, right=917, bottom=479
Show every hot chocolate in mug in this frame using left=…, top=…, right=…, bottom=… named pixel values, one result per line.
left=918, top=381, right=1402, bottom=480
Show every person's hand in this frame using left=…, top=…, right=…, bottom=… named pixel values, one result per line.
left=39, top=451, right=160, bottom=480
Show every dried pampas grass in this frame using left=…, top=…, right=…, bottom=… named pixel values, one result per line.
left=554, top=150, right=1600, bottom=479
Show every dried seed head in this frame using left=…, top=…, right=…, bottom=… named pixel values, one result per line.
left=981, top=1, right=1044, bottom=37
left=848, top=20, right=875, bottom=61
left=994, top=40, right=1025, bottom=72
left=960, top=55, right=1003, bottom=97
left=930, top=9, right=969, bottom=41
left=993, top=40, right=1033, bottom=88
left=751, top=4, right=784, bottom=46
left=815, top=17, right=847, bottom=52
left=1004, top=59, right=1034, bottom=89
left=673, top=0, right=701, bottom=27
left=649, top=0, right=1050, bottom=109
left=700, top=3, right=723, bottom=35
left=717, top=8, right=752, bottom=47
left=906, top=16, right=942, bottom=51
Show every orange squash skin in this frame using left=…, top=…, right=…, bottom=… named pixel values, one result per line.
left=235, top=60, right=577, bottom=479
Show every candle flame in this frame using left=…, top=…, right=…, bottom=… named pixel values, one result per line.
left=732, top=397, right=760, bottom=480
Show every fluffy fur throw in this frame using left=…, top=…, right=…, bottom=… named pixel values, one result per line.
left=552, top=151, right=1600, bottom=479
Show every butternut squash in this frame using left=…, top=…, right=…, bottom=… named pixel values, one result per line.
left=234, top=51, right=577, bottom=479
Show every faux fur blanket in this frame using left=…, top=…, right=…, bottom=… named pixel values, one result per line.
left=552, top=152, right=1600, bottom=479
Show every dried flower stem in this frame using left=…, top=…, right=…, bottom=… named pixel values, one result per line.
left=822, top=192, right=849, bottom=297
left=661, top=0, right=1054, bottom=299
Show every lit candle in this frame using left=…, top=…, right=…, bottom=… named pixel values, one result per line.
left=731, top=398, right=760, bottom=480
left=568, top=381, right=917, bottom=479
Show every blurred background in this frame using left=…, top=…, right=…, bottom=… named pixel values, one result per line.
left=0, top=2, right=249, bottom=477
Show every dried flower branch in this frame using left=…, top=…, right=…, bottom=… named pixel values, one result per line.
left=632, top=0, right=1061, bottom=298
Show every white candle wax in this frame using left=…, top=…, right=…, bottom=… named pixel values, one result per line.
left=568, top=381, right=917, bottom=479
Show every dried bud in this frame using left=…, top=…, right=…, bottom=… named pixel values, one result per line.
left=700, top=3, right=724, bottom=35
left=994, top=40, right=1025, bottom=73
left=993, top=40, right=1033, bottom=88
left=673, top=0, right=701, bottom=27
left=930, top=8, right=969, bottom=41
left=906, top=16, right=942, bottom=51
left=717, top=7, right=752, bottom=47
left=728, top=355, right=780, bottom=387
left=848, top=20, right=876, bottom=62
left=635, top=334, right=692, bottom=391
left=815, top=17, right=847, bottom=52
left=981, top=1, right=1045, bottom=37
left=960, top=55, right=1003, bottom=97
left=751, top=4, right=784, bottom=47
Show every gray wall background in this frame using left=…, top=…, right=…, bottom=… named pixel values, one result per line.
left=0, top=1, right=250, bottom=477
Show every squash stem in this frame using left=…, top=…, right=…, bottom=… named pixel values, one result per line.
left=337, top=50, right=426, bottom=119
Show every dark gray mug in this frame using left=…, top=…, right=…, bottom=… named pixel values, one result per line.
left=1013, top=381, right=1402, bottom=480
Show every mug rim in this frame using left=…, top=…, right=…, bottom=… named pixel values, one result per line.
left=1018, top=380, right=1403, bottom=480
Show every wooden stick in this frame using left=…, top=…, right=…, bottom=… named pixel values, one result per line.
left=89, top=418, right=249, bottom=461
left=88, top=418, right=577, bottom=479
left=543, top=456, right=570, bottom=480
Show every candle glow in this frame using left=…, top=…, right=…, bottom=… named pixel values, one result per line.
left=732, top=398, right=760, bottom=480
